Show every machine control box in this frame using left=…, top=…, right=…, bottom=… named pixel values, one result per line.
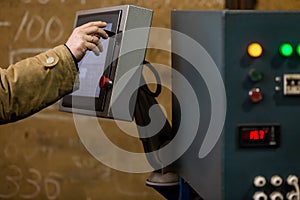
left=60, top=5, right=153, bottom=121
left=172, top=10, right=300, bottom=199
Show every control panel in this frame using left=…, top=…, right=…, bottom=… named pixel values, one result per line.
left=60, top=5, right=152, bottom=121
left=171, top=11, right=300, bottom=199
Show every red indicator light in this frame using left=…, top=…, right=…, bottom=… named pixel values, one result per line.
left=249, top=88, right=263, bottom=103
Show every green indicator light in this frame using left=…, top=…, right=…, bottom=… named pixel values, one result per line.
left=279, top=43, right=293, bottom=57
left=249, top=68, right=263, bottom=82
left=296, top=44, right=300, bottom=56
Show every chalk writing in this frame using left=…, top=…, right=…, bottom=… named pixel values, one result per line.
left=4, top=141, right=52, bottom=161
left=45, top=16, right=64, bottom=43
left=4, top=143, right=39, bottom=162
left=20, top=0, right=86, bottom=4
left=0, top=165, right=22, bottom=199
left=0, top=21, right=11, bottom=27
left=38, top=0, right=50, bottom=4
left=4, top=143, right=18, bottom=158
left=181, top=0, right=223, bottom=7
left=14, top=11, right=64, bottom=44
left=23, top=148, right=39, bottom=162
left=70, top=156, right=111, bottom=181
left=9, top=48, right=49, bottom=64
left=20, top=0, right=31, bottom=3
left=19, top=168, right=41, bottom=199
left=44, top=172, right=62, bottom=200
left=0, top=165, right=62, bottom=200
left=72, top=156, right=95, bottom=169
left=26, top=15, right=45, bottom=42
left=14, top=11, right=29, bottom=43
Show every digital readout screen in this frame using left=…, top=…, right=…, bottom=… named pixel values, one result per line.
left=238, top=124, right=280, bottom=148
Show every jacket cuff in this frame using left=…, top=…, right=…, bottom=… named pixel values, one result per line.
left=64, top=44, right=79, bottom=71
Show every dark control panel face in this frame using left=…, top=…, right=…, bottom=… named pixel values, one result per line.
left=224, top=11, right=300, bottom=200
left=171, top=10, right=300, bottom=200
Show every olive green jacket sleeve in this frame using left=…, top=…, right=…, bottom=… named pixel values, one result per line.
left=0, top=45, right=79, bottom=124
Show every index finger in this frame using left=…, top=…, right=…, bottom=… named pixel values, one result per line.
left=81, top=21, right=107, bottom=29
left=84, top=26, right=108, bottom=39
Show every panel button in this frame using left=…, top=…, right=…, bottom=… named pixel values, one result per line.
left=100, top=76, right=113, bottom=89
left=249, top=68, right=263, bottom=82
left=249, top=88, right=263, bottom=103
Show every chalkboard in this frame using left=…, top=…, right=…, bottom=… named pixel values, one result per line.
left=0, top=0, right=225, bottom=199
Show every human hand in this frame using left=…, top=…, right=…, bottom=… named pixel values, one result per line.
left=66, top=21, right=108, bottom=62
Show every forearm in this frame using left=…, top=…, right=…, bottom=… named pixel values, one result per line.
left=0, top=45, right=79, bottom=124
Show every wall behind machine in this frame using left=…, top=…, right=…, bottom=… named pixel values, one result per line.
left=0, top=0, right=300, bottom=200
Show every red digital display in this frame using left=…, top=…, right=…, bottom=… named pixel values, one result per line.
left=238, top=125, right=280, bottom=148
left=242, top=129, right=269, bottom=141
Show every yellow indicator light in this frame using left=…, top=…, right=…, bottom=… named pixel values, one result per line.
left=248, top=43, right=263, bottom=58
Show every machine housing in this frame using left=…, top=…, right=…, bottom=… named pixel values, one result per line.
left=171, top=10, right=300, bottom=199
left=60, top=5, right=153, bottom=121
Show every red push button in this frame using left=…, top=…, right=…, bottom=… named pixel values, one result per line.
left=249, top=88, right=263, bottom=103
left=100, top=76, right=113, bottom=89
